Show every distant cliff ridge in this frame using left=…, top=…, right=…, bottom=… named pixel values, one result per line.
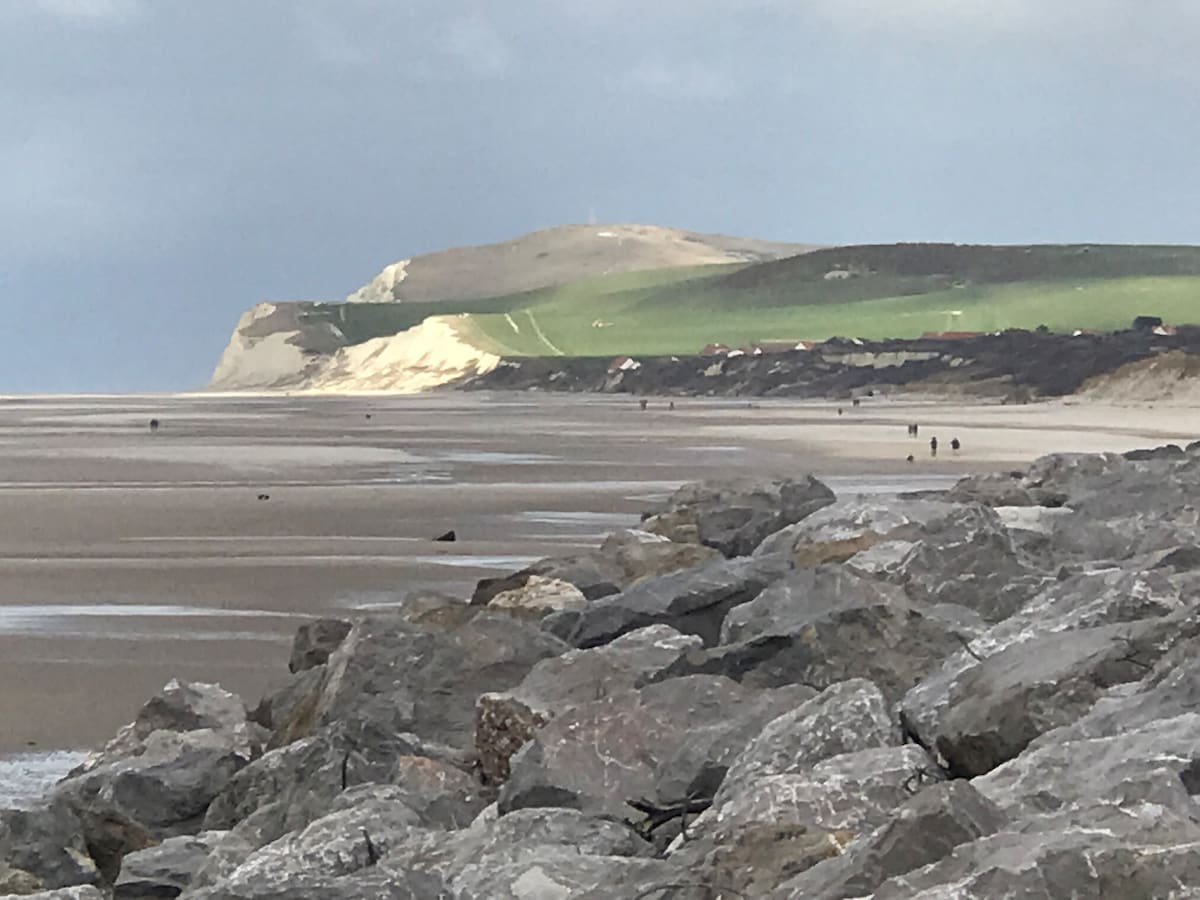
left=208, top=224, right=811, bottom=392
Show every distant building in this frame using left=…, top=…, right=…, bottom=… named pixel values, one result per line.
left=607, top=356, right=641, bottom=373
left=700, top=343, right=733, bottom=357
left=750, top=340, right=816, bottom=354
left=1153, top=324, right=1178, bottom=336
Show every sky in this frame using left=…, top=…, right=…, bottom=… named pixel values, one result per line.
left=3, top=0, right=1200, bottom=392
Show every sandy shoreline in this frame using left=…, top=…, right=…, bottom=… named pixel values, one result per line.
left=0, top=391, right=1194, bottom=767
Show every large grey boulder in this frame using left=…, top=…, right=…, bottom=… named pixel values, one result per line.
left=681, top=745, right=939, bottom=850
left=484, top=575, right=587, bottom=620
left=900, top=566, right=1195, bottom=747
left=640, top=476, right=837, bottom=557
left=191, top=791, right=423, bottom=899
left=51, top=680, right=266, bottom=841
left=769, top=781, right=1008, bottom=900
left=720, top=565, right=910, bottom=644
left=114, top=831, right=226, bottom=899
left=931, top=616, right=1200, bottom=777
left=378, top=807, right=658, bottom=898
left=663, top=823, right=851, bottom=899
left=472, top=552, right=625, bottom=605
left=655, top=579, right=966, bottom=704
left=499, top=675, right=813, bottom=818
left=869, top=828, right=1200, bottom=899
left=754, top=497, right=959, bottom=563
left=542, top=554, right=792, bottom=649
left=270, top=613, right=568, bottom=750
left=889, top=505, right=1049, bottom=623
left=0, top=800, right=99, bottom=891
left=54, top=728, right=261, bottom=838
left=974, top=713, right=1200, bottom=821
left=714, top=680, right=900, bottom=805
left=287, top=619, right=351, bottom=674
left=476, top=625, right=702, bottom=784
left=202, top=722, right=471, bottom=840
left=598, top=529, right=724, bottom=584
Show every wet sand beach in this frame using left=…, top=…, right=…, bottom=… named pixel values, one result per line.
left=0, top=390, right=1195, bottom=783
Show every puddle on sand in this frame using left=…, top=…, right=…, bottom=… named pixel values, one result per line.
left=0, top=604, right=296, bottom=639
left=0, top=750, right=88, bottom=809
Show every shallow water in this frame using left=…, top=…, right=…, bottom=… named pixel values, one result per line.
left=0, top=750, right=87, bottom=810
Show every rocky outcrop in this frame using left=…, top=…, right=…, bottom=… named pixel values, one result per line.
left=13, top=455, right=1200, bottom=898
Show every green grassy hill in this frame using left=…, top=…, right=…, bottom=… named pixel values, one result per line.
left=310, top=243, right=1200, bottom=358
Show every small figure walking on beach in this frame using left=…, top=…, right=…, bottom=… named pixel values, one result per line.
left=951, top=437, right=961, bottom=454
left=930, top=436, right=938, bottom=457
left=148, top=418, right=160, bottom=433
left=907, top=423, right=919, bottom=437
left=639, top=399, right=648, bottom=411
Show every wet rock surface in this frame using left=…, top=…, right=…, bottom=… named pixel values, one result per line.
left=8, top=456, right=1200, bottom=898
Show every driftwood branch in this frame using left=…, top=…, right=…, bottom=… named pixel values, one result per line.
left=625, top=796, right=712, bottom=839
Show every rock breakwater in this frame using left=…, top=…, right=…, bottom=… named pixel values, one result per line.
left=6, top=443, right=1200, bottom=897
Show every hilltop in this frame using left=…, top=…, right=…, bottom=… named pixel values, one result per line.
left=208, top=231, right=1200, bottom=393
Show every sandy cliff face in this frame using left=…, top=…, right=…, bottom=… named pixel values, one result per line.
left=304, top=316, right=499, bottom=393
left=210, top=314, right=497, bottom=394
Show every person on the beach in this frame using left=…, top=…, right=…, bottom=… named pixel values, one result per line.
left=930, top=436, right=938, bottom=457
left=951, top=437, right=961, bottom=453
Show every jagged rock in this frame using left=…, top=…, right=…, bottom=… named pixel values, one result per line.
left=640, top=476, right=837, bottom=557
left=869, top=828, right=1200, bottom=899
left=476, top=625, right=702, bottom=784
left=974, top=713, right=1200, bottom=821
left=890, top=504, right=1050, bottom=623
left=900, top=567, right=1197, bottom=753
left=287, top=619, right=352, bottom=674
left=72, top=681, right=255, bottom=778
left=499, top=675, right=812, bottom=818
left=203, top=723, right=467, bottom=838
left=656, top=576, right=966, bottom=704
left=943, top=470, right=1049, bottom=507
left=114, top=831, right=225, bottom=899
left=387, top=756, right=487, bottom=830
left=485, top=575, right=587, bottom=620
left=714, top=680, right=900, bottom=805
left=667, top=824, right=852, bottom=898
left=770, top=781, right=1009, bottom=899
left=54, top=727, right=263, bottom=839
left=247, top=667, right=324, bottom=732
left=192, top=792, right=423, bottom=899
left=450, top=853, right=685, bottom=900
left=599, top=529, right=724, bottom=584
left=754, top=498, right=958, bottom=562
left=472, top=552, right=624, bottom=605
left=0, top=800, right=99, bottom=890
left=931, top=615, right=1200, bottom=777
left=542, top=554, right=792, bottom=649
left=376, top=807, right=657, bottom=897
left=269, top=614, right=568, bottom=750
left=681, top=745, right=939, bottom=849
left=720, top=566, right=909, bottom=644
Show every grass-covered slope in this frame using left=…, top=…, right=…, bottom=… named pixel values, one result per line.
left=301, top=243, right=1200, bottom=360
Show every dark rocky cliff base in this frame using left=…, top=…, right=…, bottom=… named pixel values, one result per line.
left=465, top=326, right=1200, bottom=401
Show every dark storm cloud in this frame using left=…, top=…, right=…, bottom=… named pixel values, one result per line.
left=2, top=1, right=1198, bottom=390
